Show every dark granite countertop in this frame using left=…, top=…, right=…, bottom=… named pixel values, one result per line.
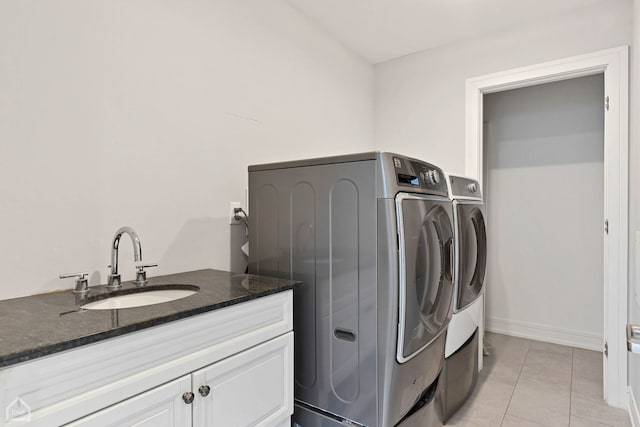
left=0, top=269, right=297, bottom=368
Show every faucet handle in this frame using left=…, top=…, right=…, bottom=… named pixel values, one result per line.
left=106, top=266, right=121, bottom=289
left=134, top=263, right=158, bottom=286
left=60, top=272, right=89, bottom=294
left=59, top=272, right=88, bottom=279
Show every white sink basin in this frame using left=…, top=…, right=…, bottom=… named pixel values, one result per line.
left=81, top=289, right=197, bottom=310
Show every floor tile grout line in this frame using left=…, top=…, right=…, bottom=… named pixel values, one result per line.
left=572, top=414, right=617, bottom=427
left=498, top=338, right=532, bottom=427
left=569, top=347, right=574, bottom=427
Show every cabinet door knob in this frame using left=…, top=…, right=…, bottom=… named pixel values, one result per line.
left=182, top=392, right=195, bottom=404
left=198, top=385, right=211, bottom=397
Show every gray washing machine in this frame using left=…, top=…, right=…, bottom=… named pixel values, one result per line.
left=248, top=152, right=455, bottom=427
left=442, top=174, right=487, bottom=421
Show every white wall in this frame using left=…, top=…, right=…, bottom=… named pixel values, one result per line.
left=0, top=0, right=373, bottom=300
left=628, top=0, right=640, bottom=419
left=483, top=75, right=604, bottom=349
left=374, top=0, right=632, bottom=174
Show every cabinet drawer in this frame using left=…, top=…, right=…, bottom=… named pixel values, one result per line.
left=193, top=332, right=293, bottom=427
left=65, top=376, right=192, bottom=427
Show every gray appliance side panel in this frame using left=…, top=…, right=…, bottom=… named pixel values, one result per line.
left=292, top=181, right=319, bottom=388
left=248, top=160, right=378, bottom=427
left=376, top=199, right=446, bottom=427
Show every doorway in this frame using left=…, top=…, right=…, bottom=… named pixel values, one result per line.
left=483, top=73, right=605, bottom=353
left=464, top=47, right=629, bottom=409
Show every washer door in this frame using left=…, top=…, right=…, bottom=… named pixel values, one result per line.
left=455, top=203, right=487, bottom=310
left=397, top=193, right=454, bottom=363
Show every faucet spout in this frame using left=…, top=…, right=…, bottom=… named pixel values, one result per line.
left=108, top=226, right=142, bottom=288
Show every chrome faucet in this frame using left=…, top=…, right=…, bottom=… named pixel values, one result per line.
left=107, top=226, right=142, bottom=289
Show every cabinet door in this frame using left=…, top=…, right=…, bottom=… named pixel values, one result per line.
left=192, top=332, right=293, bottom=427
left=65, top=375, right=192, bottom=427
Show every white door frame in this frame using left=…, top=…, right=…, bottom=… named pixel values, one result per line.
left=465, top=46, right=629, bottom=408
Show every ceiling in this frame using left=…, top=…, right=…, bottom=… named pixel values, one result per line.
left=286, top=0, right=609, bottom=64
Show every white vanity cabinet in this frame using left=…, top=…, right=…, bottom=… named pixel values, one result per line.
left=0, top=291, right=293, bottom=427
left=68, top=333, right=293, bottom=427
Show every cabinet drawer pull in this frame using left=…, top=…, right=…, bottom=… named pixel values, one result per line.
left=182, top=392, right=195, bottom=404
left=199, top=385, right=211, bottom=397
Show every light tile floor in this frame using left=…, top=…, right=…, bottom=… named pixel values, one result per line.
left=446, top=332, right=631, bottom=427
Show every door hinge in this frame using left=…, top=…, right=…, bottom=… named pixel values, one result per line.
left=605, top=219, right=609, bottom=234
left=604, top=342, right=608, bottom=357
left=605, top=96, right=610, bottom=111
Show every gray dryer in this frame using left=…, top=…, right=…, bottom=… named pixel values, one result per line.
left=442, top=174, right=487, bottom=421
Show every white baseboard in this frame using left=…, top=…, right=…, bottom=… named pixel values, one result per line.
left=485, top=317, right=602, bottom=351
left=630, top=387, right=640, bottom=427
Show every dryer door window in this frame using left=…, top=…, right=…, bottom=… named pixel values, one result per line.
left=397, top=195, right=454, bottom=362
left=456, top=204, right=487, bottom=310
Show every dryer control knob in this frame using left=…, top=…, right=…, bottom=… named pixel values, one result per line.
left=467, top=183, right=478, bottom=193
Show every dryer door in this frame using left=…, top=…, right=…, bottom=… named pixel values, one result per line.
left=455, top=202, right=487, bottom=310
left=397, top=193, right=454, bottom=363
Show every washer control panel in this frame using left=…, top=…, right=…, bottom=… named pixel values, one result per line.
left=393, top=156, right=448, bottom=194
